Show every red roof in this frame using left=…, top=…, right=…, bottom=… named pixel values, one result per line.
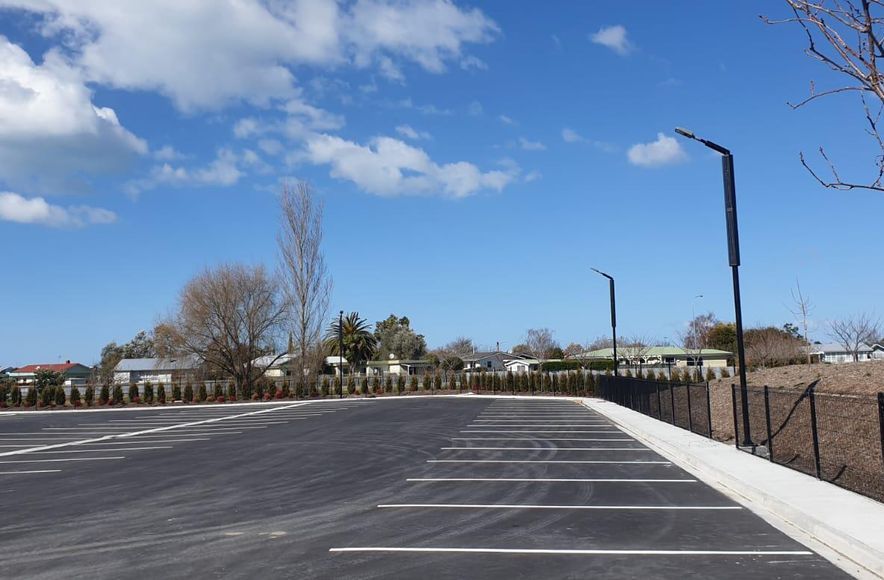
left=13, top=362, right=86, bottom=373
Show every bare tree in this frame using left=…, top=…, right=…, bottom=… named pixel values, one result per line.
left=170, top=263, right=287, bottom=390
left=745, top=326, right=805, bottom=369
left=680, top=313, right=718, bottom=373
left=789, top=279, right=814, bottom=363
left=764, top=1, right=884, bottom=191
left=525, top=328, right=557, bottom=371
left=619, top=336, right=654, bottom=377
left=278, top=182, right=332, bottom=394
left=829, top=313, right=880, bottom=360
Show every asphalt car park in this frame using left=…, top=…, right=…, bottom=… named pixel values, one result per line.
left=0, top=397, right=848, bottom=579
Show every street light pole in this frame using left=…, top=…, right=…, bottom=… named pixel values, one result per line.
left=675, top=127, right=751, bottom=447
left=591, top=268, right=618, bottom=377
left=338, top=310, right=344, bottom=399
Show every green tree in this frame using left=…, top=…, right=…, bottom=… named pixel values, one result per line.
left=324, top=312, right=378, bottom=371
left=707, top=322, right=737, bottom=354
left=34, top=368, right=64, bottom=392
left=374, top=315, right=427, bottom=360
left=97, top=330, right=157, bottom=383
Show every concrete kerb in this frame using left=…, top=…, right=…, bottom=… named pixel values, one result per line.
left=582, top=398, right=884, bottom=580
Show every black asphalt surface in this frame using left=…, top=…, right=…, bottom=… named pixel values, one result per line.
left=0, top=397, right=850, bottom=579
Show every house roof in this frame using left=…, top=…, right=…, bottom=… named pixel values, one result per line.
left=367, top=359, right=433, bottom=366
left=12, top=362, right=91, bottom=374
left=810, top=343, right=873, bottom=354
left=574, top=346, right=732, bottom=359
left=114, top=357, right=199, bottom=372
left=325, top=356, right=349, bottom=366
left=505, top=358, right=540, bottom=366
left=252, top=354, right=297, bottom=368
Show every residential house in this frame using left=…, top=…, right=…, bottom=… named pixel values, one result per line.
left=9, top=361, right=93, bottom=386
left=113, top=356, right=200, bottom=385
left=366, top=358, right=434, bottom=376
left=504, top=357, right=541, bottom=373
left=571, top=346, right=732, bottom=368
left=252, top=353, right=299, bottom=379
left=873, top=344, right=884, bottom=361
left=809, top=343, right=874, bottom=364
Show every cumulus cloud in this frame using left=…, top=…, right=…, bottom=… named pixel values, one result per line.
left=296, top=133, right=515, bottom=198
left=590, top=25, right=632, bottom=56
left=3, top=0, right=498, bottom=111
left=0, top=191, right=116, bottom=227
left=126, top=149, right=249, bottom=197
left=561, top=128, right=584, bottom=143
left=627, top=133, right=687, bottom=167
left=0, top=37, right=146, bottom=192
left=518, top=137, right=546, bottom=151
left=395, top=124, right=431, bottom=140
left=498, top=114, right=515, bottom=125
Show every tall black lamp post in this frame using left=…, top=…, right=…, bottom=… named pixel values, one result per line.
left=674, top=127, right=751, bottom=447
left=338, top=310, right=344, bottom=399
left=591, top=268, right=618, bottom=377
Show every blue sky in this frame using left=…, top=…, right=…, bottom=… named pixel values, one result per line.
left=0, top=1, right=880, bottom=365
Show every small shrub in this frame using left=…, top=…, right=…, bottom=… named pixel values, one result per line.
left=448, top=374, right=456, bottom=392
left=346, top=374, right=355, bottom=395
left=408, top=375, right=418, bottom=392
left=255, top=380, right=265, bottom=400
left=56, top=386, right=67, bottom=406
left=112, top=384, right=124, bottom=405
left=216, top=395, right=225, bottom=403
left=705, top=368, right=716, bottom=381
left=128, top=383, right=139, bottom=403
left=157, top=384, right=166, bottom=404
left=720, top=367, right=731, bottom=379
left=320, top=376, right=329, bottom=397
left=84, top=385, right=94, bottom=406
left=227, top=383, right=236, bottom=401
left=0, top=384, right=7, bottom=407
left=241, top=382, right=252, bottom=401
left=396, top=374, right=405, bottom=395
left=372, top=376, right=381, bottom=395
left=70, top=385, right=81, bottom=406
left=213, top=384, right=223, bottom=400
left=25, top=386, right=37, bottom=407
left=41, top=386, right=54, bottom=407
left=275, top=388, right=284, bottom=399
left=385, top=375, right=393, bottom=393
left=360, top=376, right=368, bottom=395
left=281, top=381, right=291, bottom=398
left=183, top=383, right=194, bottom=403
left=422, top=373, right=431, bottom=392
left=172, top=383, right=182, bottom=401
left=11, top=385, right=22, bottom=407
left=99, top=384, right=110, bottom=405
left=198, top=384, right=208, bottom=402
left=143, top=382, right=154, bottom=404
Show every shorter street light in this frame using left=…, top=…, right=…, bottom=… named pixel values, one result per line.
left=338, top=310, right=344, bottom=399
left=591, top=268, right=618, bottom=377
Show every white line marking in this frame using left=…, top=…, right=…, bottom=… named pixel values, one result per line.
left=468, top=425, right=611, bottom=428
left=32, top=447, right=172, bottom=453
left=83, top=439, right=209, bottom=444
left=0, top=469, right=62, bottom=474
left=440, top=447, right=651, bottom=451
left=328, top=547, right=811, bottom=556
left=460, top=430, right=619, bottom=434
left=0, top=402, right=306, bottom=457
left=451, top=438, right=635, bottom=442
left=406, top=478, right=698, bottom=483
left=428, top=460, right=669, bottom=464
left=377, top=504, right=740, bottom=510
left=0, top=457, right=125, bottom=463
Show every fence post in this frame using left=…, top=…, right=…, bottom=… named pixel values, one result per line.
left=686, top=383, right=694, bottom=433
left=655, top=382, right=662, bottom=421
left=669, top=383, right=676, bottom=425
left=731, top=383, right=739, bottom=448
left=878, top=393, right=884, bottom=469
left=705, top=382, right=713, bottom=438
left=808, top=389, right=822, bottom=480
left=763, top=386, right=773, bottom=462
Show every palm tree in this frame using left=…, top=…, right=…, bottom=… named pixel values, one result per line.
left=324, top=312, right=377, bottom=372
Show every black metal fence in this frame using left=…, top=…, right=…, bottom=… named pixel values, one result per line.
left=732, top=384, right=884, bottom=503
left=596, top=375, right=713, bottom=438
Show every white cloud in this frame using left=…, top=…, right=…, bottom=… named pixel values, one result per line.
left=0, top=37, right=146, bottom=192
left=524, top=170, right=542, bottom=182
left=467, top=100, right=483, bottom=116
left=518, top=137, right=546, bottom=151
left=153, top=145, right=184, bottom=161
left=498, top=114, right=515, bottom=125
left=0, top=191, right=116, bottom=227
left=590, top=25, right=632, bottom=56
left=460, top=55, right=487, bottom=71
left=297, top=133, right=515, bottom=198
left=377, top=55, right=405, bottom=82
left=627, top=133, right=687, bottom=167
left=126, top=148, right=248, bottom=196
left=3, top=0, right=498, bottom=111
left=561, top=128, right=584, bottom=143
left=395, top=124, right=431, bottom=140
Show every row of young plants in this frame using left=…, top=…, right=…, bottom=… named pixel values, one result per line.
left=0, top=370, right=609, bottom=409
left=619, top=366, right=730, bottom=383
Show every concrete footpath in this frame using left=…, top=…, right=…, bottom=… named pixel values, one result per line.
left=584, top=398, right=884, bottom=579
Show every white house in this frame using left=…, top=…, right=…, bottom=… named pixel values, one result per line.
left=252, top=354, right=299, bottom=378
left=366, top=359, right=434, bottom=376
left=504, top=357, right=541, bottom=373
left=113, top=357, right=199, bottom=385
left=873, top=344, right=884, bottom=360
left=810, top=343, right=874, bottom=364
left=571, top=346, right=732, bottom=368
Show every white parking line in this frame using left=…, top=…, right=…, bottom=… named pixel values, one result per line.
left=0, top=457, right=125, bottom=463
left=377, top=503, right=739, bottom=510
left=451, top=438, right=635, bottom=442
left=468, top=425, right=611, bottom=428
left=0, top=402, right=306, bottom=457
left=328, top=547, right=812, bottom=556
left=427, top=459, right=669, bottom=464
left=460, top=430, right=620, bottom=434
left=440, top=447, right=652, bottom=451
left=32, top=447, right=172, bottom=453
left=83, top=439, right=209, bottom=444
left=0, top=470, right=62, bottom=475
left=406, top=478, right=698, bottom=483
